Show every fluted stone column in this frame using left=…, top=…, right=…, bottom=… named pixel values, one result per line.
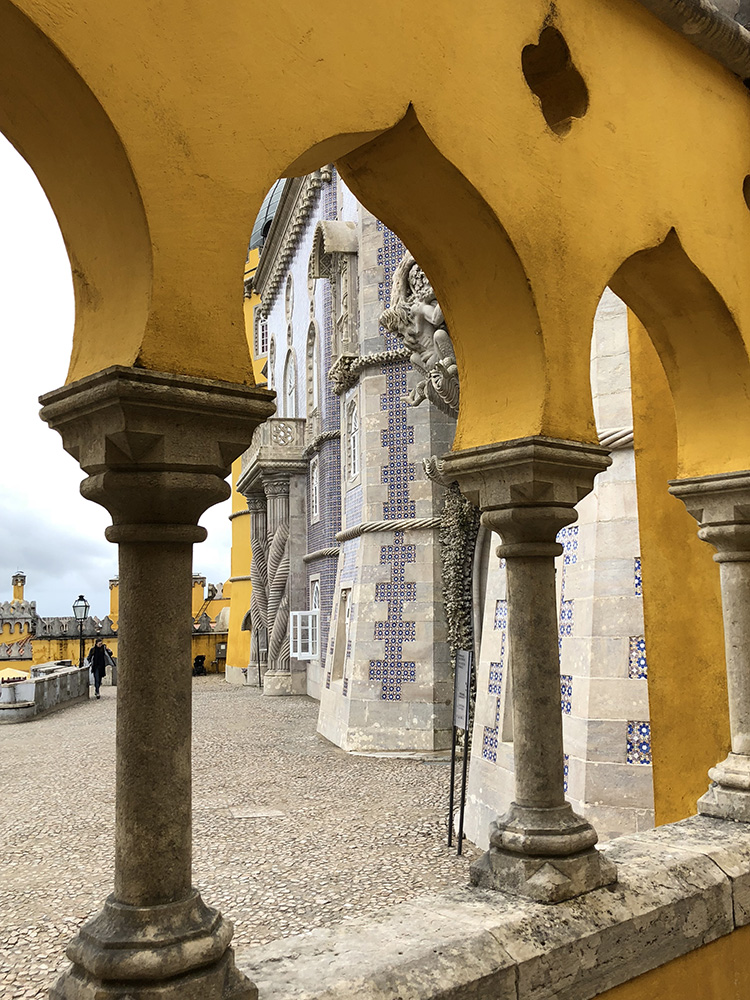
left=246, top=491, right=269, bottom=687
left=40, top=367, right=273, bottom=1000
left=262, top=475, right=293, bottom=696
left=670, top=471, right=750, bottom=821
left=443, top=437, right=617, bottom=902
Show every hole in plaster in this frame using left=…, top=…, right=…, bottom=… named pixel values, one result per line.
left=743, top=175, right=750, bottom=211
left=521, top=25, right=589, bottom=136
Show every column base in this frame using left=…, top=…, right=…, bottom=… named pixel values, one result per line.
left=698, top=754, right=750, bottom=821
left=490, top=802, right=599, bottom=856
left=263, top=670, right=306, bottom=696
left=470, top=846, right=617, bottom=903
left=50, top=949, right=255, bottom=1000
left=49, top=891, right=256, bottom=1000
left=50, top=949, right=258, bottom=1000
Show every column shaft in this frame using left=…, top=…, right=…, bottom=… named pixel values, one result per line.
left=507, top=556, right=566, bottom=809
left=719, top=560, right=750, bottom=755
left=115, top=539, right=193, bottom=906
left=669, top=471, right=750, bottom=820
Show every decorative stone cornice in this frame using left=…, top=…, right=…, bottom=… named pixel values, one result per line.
left=328, top=348, right=411, bottom=396
left=336, top=517, right=441, bottom=543
left=253, top=167, right=333, bottom=313
left=636, top=0, right=750, bottom=81
left=228, top=509, right=250, bottom=520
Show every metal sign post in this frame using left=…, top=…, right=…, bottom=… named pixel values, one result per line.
left=448, top=649, right=473, bottom=854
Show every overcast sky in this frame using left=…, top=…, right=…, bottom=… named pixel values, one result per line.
left=0, top=133, right=232, bottom=618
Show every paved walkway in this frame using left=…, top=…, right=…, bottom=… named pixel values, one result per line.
left=0, top=677, right=476, bottom=998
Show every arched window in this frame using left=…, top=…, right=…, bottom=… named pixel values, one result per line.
left=347, top=398, right=359, bottom=480
left=282, top=350, right=297, bottom=418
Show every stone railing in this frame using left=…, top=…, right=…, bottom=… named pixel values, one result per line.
left=0, top=662, right=88, bottom=723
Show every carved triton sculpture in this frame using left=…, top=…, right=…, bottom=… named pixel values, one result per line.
left=380, top=253, right=460, bottom=418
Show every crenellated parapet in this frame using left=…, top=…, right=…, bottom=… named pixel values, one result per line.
left=35, top=615, right=117, bottom=639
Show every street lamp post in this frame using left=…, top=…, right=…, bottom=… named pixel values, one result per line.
left=72, top=594, right=90, bottom=670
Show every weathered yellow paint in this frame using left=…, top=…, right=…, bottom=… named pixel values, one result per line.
left=629, top=313, right=729, bottom=825
left=109, top=579, right=119, bottom=630
left=2, top=0, right=749, bottom=476
left=192, top=578, right=208, bottom=618
left=226, top=458, right=252, bottom=677
left=12, top=578, right=24, bottom=602
left=244, top=248, right=267, bottom=386
left=30, top=634, right=118, bottom=668
left=191, top=631, right=226, bottom=674
left=594, top=924, right=750, bottom=1000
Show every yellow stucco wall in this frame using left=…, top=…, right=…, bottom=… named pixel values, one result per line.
left=2, top=0, right=749, bottom=479
left=30, top=634, right=119, bottom=667
left=628, top=314, right=729, bottom=825
left=109, top=580, right=119, bottom=629
left=594, top=924, right=750, bottom=1000
left=226, top=459, right=252, bottom=676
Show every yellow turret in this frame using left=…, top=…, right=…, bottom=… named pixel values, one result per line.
left=11, top=572, right=25, bottom=602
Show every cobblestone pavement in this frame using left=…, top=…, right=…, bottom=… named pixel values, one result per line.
left=1, top=676, right=477, bottom=998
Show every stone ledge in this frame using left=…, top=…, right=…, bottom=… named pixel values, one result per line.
left=236, top=816, right=749, bottom=999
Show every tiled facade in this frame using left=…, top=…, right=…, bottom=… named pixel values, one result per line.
left=239, top=169, right=453, bottom=750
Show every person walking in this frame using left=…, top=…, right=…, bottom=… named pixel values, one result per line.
left=87, top=637, right=114, bottom=699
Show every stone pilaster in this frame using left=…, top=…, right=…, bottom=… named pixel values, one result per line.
left=669, top=471, right=750, bottom=821
left=262, top=475, right=294, bottom=696
left=442, top=437, right=616, bottom=902
left=246, top=492, right=268, bottom=687
left=40, top=366, right=274, bottom=1000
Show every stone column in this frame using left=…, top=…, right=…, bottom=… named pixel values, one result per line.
left=669, top=471, right=750, bottom=820
left=442, top=437, right=617, bottom=902
left=262, top=475, right=293, bottom=696
left=246, top=491, right=269, bottom=686
left=40, top=367, right=274, bottom=1000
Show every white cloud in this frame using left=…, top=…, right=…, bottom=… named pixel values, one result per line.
left=0, top=133, right=231, bottom=618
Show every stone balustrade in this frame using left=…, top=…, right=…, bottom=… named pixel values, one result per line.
left=0, top=662, right=88, bottom=723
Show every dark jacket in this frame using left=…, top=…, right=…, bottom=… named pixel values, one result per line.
left=87, top=644, right=111, bottom=675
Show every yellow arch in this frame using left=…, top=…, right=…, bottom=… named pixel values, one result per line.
left=611, top=229, right=750, bottom=478
left=0, top=0, right=152, bottom=382
left=337, top=108, right=546, bottom=451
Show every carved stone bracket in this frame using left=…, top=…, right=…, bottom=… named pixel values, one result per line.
left=328, top=347, right=411, bottom=396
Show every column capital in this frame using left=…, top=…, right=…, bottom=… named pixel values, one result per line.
left=441, top=437, right=611, bottom=548
left=245, top=491, right=267, bottom=513
left=262, top=474, right=291, bottom=498
left=40, top=366, right=275, bottom=541
left=669, top=470, right=750, bottom=560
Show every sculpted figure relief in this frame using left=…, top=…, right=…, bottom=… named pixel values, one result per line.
left=380, top=253, right=459, bottom=417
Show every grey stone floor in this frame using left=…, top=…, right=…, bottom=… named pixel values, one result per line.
left=0, top=676, right=477, bottom=998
